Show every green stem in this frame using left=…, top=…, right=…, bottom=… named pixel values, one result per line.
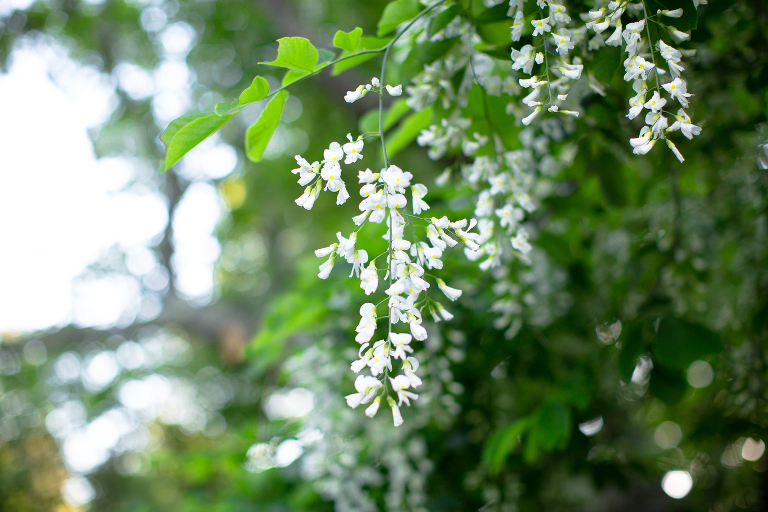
left=641, top=0, right=662, bottom=92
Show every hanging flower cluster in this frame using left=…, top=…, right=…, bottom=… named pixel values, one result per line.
left=291, top=78, right=478, bottom=426
left=585, top=2, right=702, bottom=161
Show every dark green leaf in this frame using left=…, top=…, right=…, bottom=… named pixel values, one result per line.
left=484, top=418, right=529, bottom=475
left=428, top=3, right=461, bottom=38
left=333, top=27, right=363, bottom=53
left=592, top=44, right=622, bottom=84
left=161, top=113, right=232, bottom=172
left=260, top=37, right=319, bottom=72
left=399, top=37, right=459, bottom=84
left=377, top=0, right=421, bottom=36
left=246, top=90, right=288, bottom=162
left=653, top=317, right=722, bottom=369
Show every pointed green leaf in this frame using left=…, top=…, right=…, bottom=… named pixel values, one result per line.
left=331, top=36, right=390, bottom=76
left=333, top=27, right=363, bottom=53
left=484, top=418, right=529, bottom=475
left=161, top=113, right=232, bottom=172
left=377, top=0, right=420, bottom=36
left=214, top=100, right=240, bottom=116
left=260, top=37, right=319, bottom=72
left=161, top=113, right=208, bottom=147
left=238, top=76, right=270, bottom=105
left=246, top=90, right=288, bottom=162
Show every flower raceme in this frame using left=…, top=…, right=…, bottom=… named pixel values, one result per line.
left=289, top=79, right=483, bottom=426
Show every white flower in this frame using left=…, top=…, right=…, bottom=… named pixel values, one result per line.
left=381, top=165, right=413, bottom=193
left=666, top=139, right=685, bottom=162
left=350, top=249, right=369, bottom=278
left=511, top=44, right=537, bottom=75
left=510, top=10, right=525, bottom=41
left=370, top=77, right=379, bottom=87
left=291, top=155, right=317, bottom=186
left=364, top=397, right=381, bottom=418
left=435, top=302, right=454, bottom=321
left=389, top=332, right=414, bottom=360
left=662, top=77, right=691, bottom=107
left=390, top=375, right=419, bottom=407
left=342, top=133, right=364, bottom=164
left=323, top=142, right=344, bottom=168
left=360, top=262, right=378, bottom=295
left=389, top=397, right=403, bottom=427
left=670, top=28, right=690, bottom=42
left=386, top=84, right=403, bottom=96
left=368, top=342, right=391, bottom=376
left=403, top=356, right=423, bottom=388
left=659, top=40, right=682, bottom=62
left=411, top=184, right=430, bottom=214
left=627, top=92, right=646, bottom=119
left=511, top=230, right=532, bottom=254
left=344, top=85, right=366, bottom=103
left=669, top=109, right=701, bottom=139
left=531, top=18, right=551, bottom=37
left=318, top=254, right=335, bottom=279
left=552, top=30, right=574, bottom=56
left=355, top=303, right=377, bottom=343
left=358, top=168, right=378, bottom=183
left=336, top=182, right=350, bottom=205
left=295, top=185, right=318, bottom=210
left=644, top=90, right=667, bottom=113
left=560, top=62, right=583, bottom=80
left=522, top=106, right=542, bottom=126
left=605, top=24, right=622, bottom=46
left=437, top=278, right=462, bottom=301
left=423, top=244, right=443, bottom=269
left=660, top=8, right=684, bottom=17
left=624, top=56, right=654, bottom=82
left=548, top=3, right=571, bottom=23
left=314, top=242, right=338, bottom=258
left=496, top=203, right=524, bottom=230
left=345, top=375, right=381, bottom=408
left=336, top=231, right=357, bottom=262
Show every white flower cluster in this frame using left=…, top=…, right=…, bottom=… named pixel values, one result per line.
left=344, top=76, right=402, bottom=104
left=509, top=1, right=584, bottom=125
left=584, top=2, right=702, bottom=161
left=292, top=132, right=364, bottom=209
left=291, top=79, right=478, bottom=426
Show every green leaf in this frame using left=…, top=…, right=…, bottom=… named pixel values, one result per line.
left=238, top=76, right=270, bottom=105
left=246, top=90, right=288, bottom=162
left=331, top=36, right=390, bottom=76
left=653, top=317, right=722, bottom=369
left=260, top=37, right=319, bottom=72
left=524, top=402, right=571, bottom=462
left=161, top=113, right=232, bottom=172
left=648, top=0, right=697, bottom=31
left=428, top=3, right=461, bottom=38
left=385, top=107, right=432, bottom=158
left=333, top=27, right=363, bottom=53
left=377, top=0, right=421, bottom=36
left=214, top=76, right=271, bottom=116
left=160, top=113, right=208, bottom=147
left=592, top=44, right=622, bottom=83
left=283, top=70, right=310, bottom=86
left=399, top=37, right=459, bottom=84
left=484, top=418, right=529, bottom=475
